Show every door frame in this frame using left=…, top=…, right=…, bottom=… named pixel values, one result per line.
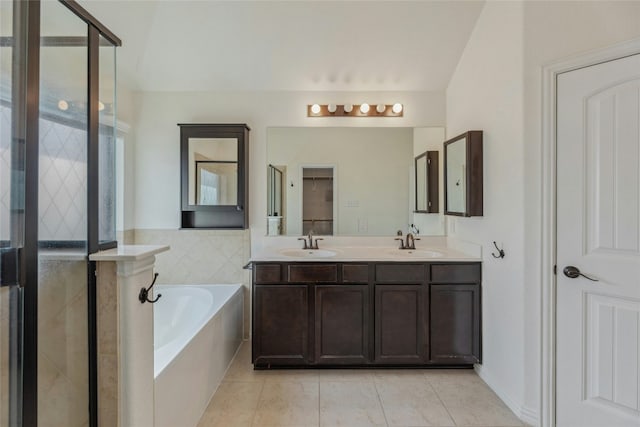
left=299, top=164, right=338, bottom=235
left=541, top=37, right=640, bottom=427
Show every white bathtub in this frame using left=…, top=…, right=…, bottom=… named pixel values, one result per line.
left=153, top=284, right=243, bottom=427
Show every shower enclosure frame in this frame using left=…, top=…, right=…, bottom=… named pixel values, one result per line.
left=5, top=1, right=121, bottom=426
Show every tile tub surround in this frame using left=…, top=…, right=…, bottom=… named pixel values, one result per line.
left=133, top=229, right=252, bottom=338
left=197, top=342, right=525, bottom=427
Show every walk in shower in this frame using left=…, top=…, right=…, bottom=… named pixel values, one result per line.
left=0, top=1, right=120, bottom=425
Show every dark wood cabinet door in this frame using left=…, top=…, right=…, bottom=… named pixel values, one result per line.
left=429, top=284, right=481, bottom=364
left=253, top=285, right=310, bottom=366
left=315, top=285, right=369, bottom=364
left=374, top=285, right=427, bottom=364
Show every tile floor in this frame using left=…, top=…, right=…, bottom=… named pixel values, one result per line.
left=197, top=342, right=524, bottom=427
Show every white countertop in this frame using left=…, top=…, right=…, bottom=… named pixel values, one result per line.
left=89, top=245, right=170, bottom=261
left=251, top=237, right=481, bottom=262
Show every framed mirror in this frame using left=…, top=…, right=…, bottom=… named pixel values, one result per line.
left=444, top=130, right=483, bottom=217
left=180, top=123, right=250, bottom=228
left=414, top=150, right=439, bottom=213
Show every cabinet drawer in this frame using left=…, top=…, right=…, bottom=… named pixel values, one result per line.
left=430, top=264, right=480, bottom=283
left=375, top=264, right=425, bottom=283
left=342, top=264, right=369, bottom=283
left=288, top=264, right=337, bottom=283
left=254, top=264, right=282, bottom=284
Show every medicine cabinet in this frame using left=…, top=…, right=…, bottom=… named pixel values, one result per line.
left=179, top=123, right=250, bottom=228
left=444, top=131, right=483, bottom=217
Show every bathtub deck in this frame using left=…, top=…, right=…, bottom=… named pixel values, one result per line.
left=197, top=341, right=523, bottom=427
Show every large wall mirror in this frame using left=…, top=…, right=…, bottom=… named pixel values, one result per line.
left=180, top=123, right=250, bottom=228
left=444, top=130, right=483, bottom=217
left=266, top=127, right=445, bottom=236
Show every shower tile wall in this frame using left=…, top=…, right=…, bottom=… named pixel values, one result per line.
left=0, top=106, right=10, bottom=240
left=0, top=288, right=9, bottom=425
left=96, top=261, right=118, bottom=427
left=37, top=114, right=89, bottom=427
left=134, top=229, right=251, bottom=338
left=38, top=258, right=88, bottom=427
left=38, top=117, right=87, bottom=241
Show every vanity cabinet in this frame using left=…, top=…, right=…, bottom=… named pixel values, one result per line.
left=252, top=261, right=481, bottom=368
left=429, top=263, right=482, bottom=364
left=315, top=285, right=370, bottom=364
left=374, top=264, right=428, bottom=364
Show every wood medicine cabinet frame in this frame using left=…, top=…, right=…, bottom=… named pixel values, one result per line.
left=444, top=130, right=483, bottom=217
left=179, top=123, right=250, bottom=228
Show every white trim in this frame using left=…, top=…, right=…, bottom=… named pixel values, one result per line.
left=540, top=36, right=640, bottom=427
left=475, top=365, right=539, bottom=426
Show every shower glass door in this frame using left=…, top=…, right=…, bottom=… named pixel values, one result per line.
left=38, top=2, right=90, bottom=425
left=1, top=0, right=24, bottom=426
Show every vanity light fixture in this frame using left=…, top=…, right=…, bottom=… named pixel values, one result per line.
left=306, top=103, right=403, bottom=117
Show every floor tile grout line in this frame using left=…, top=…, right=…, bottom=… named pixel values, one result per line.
left=372, top=376, right=391, bottom=427
left=426, top=378, right=458, bottom=426
left=249, top=379, right=266, bottom=427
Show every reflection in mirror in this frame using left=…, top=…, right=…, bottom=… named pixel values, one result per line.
left=267, top=127, right=446, bottom=236
left=267, top=164, right=284, bottom=235
left=188, top=138, right=237, bottom=206
left=415, top=153, right=427, bottom=211
left=302, top=167, right=334, bottom=235
left=446, top=137, right=466, bottom=213
left=414, top=151, right=439, bottom=214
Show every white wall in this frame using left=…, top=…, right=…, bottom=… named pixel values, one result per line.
left=446, top=0, right=527, bottom=420
left=447, top=1, right=640, bottom=425
left=131, top=90, right=445, bottom=250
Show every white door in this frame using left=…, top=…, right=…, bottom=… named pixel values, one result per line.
left=557, top=54, right=640, bottom=427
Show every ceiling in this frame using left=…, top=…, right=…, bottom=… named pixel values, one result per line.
left=83, top=1, right=485, bottom=92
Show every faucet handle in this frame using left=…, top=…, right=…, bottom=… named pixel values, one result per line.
left=394, top=237, right=405, bottom=249
left=298, top=237, right=309, bottom=249
left=313, top=238, right=323, bottom=249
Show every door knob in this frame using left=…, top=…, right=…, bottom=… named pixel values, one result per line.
left=563, top=266, right=599, bottom=282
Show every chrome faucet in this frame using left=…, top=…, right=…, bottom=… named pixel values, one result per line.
left=395, top=232, right=420, bottom=250
left=299, top=232, right=323, bottom=250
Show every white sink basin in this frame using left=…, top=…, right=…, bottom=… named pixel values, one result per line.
left=387, top=249, right=443, bottom=258
left=279, top=249, right=337, bottom=258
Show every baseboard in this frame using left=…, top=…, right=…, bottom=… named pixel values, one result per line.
left=474, top=365, right=540, bottom=427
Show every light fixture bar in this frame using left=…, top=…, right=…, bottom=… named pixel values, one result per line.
left=307, top=103, right=403, bottom=117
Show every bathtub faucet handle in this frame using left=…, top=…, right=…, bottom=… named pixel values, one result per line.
left=139, top=272, right=162, bottom=304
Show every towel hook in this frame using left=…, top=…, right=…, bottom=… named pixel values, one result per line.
left=491, top=241, right=505, bottom=259
left=139, top=273, right=162, bottom=304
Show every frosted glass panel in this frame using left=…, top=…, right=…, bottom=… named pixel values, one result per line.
left=99, top=34, right=116, bottom=244
left=38, top=2, right=89, bottom=426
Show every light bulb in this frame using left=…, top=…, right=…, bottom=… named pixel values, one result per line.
left=360, top=103, right=370, bottom=114
left=392, top=103, right=403, bottom=114
left=343, top=104, right=353, bottom=113
left=376, top=104, right=386, bottom=113
left=58, top=100, right=69, bottom=111
left=98, top=101, right=105, bottom=111
left=310, top=104, right=321, bottom=114
left=327, top=104, right=337, bottom=113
